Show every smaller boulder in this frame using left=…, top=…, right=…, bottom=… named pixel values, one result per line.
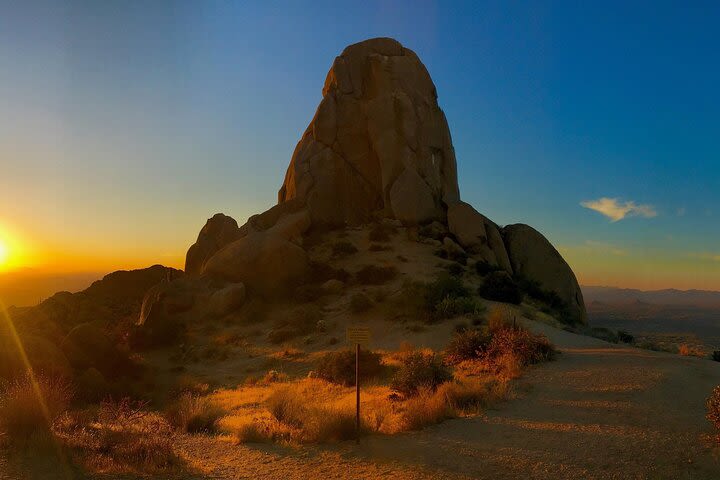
left=209, top=283, right=246, bottom=317
left=202, top=232, right=309, bottom=296
left=443, top=237, right=466, bottom=258
left=185, top=213, right=243, bottom=275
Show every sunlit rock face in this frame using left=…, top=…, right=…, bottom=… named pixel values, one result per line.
left=278, top=37, right=460, bottom=226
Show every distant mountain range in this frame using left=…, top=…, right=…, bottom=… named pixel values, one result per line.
left=0, top=269, right=104, bottom=307
left=582, top=285, right=720, bottom=308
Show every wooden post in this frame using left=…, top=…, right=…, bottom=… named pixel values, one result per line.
left=355, top=342, right=360, bottom=444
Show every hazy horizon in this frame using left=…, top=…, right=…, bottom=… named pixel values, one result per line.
left=1, top=1, right=719, bottom=293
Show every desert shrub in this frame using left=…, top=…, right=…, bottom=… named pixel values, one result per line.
left=369, top=243, right=392, bottom=252
left=368, top=224, right=396, bottom=242
left=445, top=262, right=465, bottom=277
left=514, top=275, right=565, bottom=309
left=391, top=352, right=452, bottom=396
left=355, top=265, right=398, bottom=285
left=617, top=330, right=634, bottom=344
left=0, top=373, right=72, bottom=441
left=401, top=386, right=453, bottom=430
left=484, top=325, right=556, bottom=369
left=706, top=386, right=720, bottom=435
left=678, top=343, right=705, bottom=357
left=315, top=349, right=384, bottom=386
left=268, top=306, right=322, bottom=344
left=349, top=292, right=373, bottom=313
left=434, top=296, right=485, bottom=320
left=331, top=241, right=358, bottom=257
left=165, top=393, right=226, bottom=433
left=425, top=275, right=470, bottom=307
left=445, top=329, right=492, bottom=365
left=478, top=272, right=522, bottom=304
left=475, top=260, right=502, bottom=276
left=712, top=351, right=720, bottom=362
left=590, top=327, right=619, bottom=343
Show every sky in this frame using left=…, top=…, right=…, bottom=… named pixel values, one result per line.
left=0, top=0, right=719, bottom=292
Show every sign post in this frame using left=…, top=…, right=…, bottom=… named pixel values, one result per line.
left=346, top=326, right=371, bottom=444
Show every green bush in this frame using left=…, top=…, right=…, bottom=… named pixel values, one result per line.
left=433, top=296, right=485, bottom=320
left=391, top=352, right=452, bottom=396
left=478, top=272, right=522, bottom=304
left=445, top=263, right=465, bottom=277
left=475, top=261, right=502, bottom=276
left=617, top=330, right=635, bottom=344
left=514, top=274, right=566, bottom=311
left=315, top=349, right=383, bottom=386
left=355, top=265, right=398, bottom=285
left=425, top=275, right=469, bottom=307
left=445, top=329, right=492, bottom=365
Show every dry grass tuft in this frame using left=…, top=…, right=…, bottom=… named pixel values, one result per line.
left=165, top=393, right=227, bottom=433
left=0, top=373, right=72, bottom=442
left=401, top=386, right=453, bottom=430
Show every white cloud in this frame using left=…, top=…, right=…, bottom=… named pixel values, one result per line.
left=580, top=197, right=658, bottom=222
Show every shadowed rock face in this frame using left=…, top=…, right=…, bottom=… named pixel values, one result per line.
left=278, top=37, right=460, bottom=226
left=503, top=224, right=587, bottom=324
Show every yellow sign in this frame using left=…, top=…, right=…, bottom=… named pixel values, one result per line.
left=346, top=326, right=371, bottom=345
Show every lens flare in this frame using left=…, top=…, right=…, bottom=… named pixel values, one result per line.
left=0, top=240, right=9, bottom=267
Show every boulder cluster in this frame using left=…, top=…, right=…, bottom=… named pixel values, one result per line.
left=151, top=37, right=586, bottom=334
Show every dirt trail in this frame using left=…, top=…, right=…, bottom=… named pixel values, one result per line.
left=4, top=323, right=719, bottom=479
left=171, top=323, right=720, bottom=479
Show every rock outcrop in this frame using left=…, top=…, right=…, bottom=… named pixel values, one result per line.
left=182, top=37, right=586, bottom=325
left=503, top=224, right=586, bottom=324
left=202, top=232, right=309, bottom=296
left=185, top=213, right=243, bottom=275
left=448, top=201, right=512, bottom=273
left=278, top=37, right=459, bottom=226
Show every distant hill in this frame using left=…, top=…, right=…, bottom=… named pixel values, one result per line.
left=582, top=285, right=720, bottom=308
left=0, top=269, right=105, bottom=307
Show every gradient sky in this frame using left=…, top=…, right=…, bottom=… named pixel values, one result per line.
left=1, top=1, right=719, bottom=290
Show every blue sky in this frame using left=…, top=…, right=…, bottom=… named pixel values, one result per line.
left=1, top=1, right=718, bottom=289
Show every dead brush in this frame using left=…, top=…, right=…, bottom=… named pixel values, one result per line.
left=55, top=398, right=180, bottom=474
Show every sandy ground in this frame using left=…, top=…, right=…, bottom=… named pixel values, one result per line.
left=161, top=323, right=720, bottom=479
left=3, top=321, right=720, bottom=479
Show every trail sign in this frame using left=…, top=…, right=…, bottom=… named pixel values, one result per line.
left=346, top=326, right=371, bottom=346
left=346, top=326, right=371, bottom=444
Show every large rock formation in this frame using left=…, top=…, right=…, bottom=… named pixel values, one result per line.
left=182, top=37, right=586, bottom=324
left=278, top=37, right=460, bottom=226
left=503, top=224, right=586, bottom=324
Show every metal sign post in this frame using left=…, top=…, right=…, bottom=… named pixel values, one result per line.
left=346, top=326, right=371, bottom=444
